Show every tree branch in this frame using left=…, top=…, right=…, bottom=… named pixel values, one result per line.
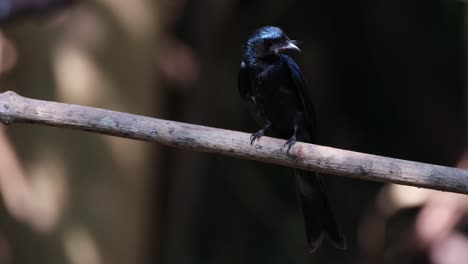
left=0, top=91, right=467, bottom=194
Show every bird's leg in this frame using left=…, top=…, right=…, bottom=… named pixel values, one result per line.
left=284, top=125, right=298, bottom=154
left=285, top=112, right=306, bottom=154
left=250, top=121, right=271, bottom=145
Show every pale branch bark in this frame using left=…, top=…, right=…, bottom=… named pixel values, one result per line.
left=0, top=90, right=467, bottom=194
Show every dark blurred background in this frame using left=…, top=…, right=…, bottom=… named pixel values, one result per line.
left=0, top=0, right=466, bottom=263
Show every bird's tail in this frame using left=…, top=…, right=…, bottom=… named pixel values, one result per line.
left=294, top=169, right=346, bottom=252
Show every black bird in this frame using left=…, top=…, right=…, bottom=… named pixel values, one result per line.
left=238, top=26, right=346, bottom=252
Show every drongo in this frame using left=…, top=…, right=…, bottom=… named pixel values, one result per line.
left=238, top=26, right=346, bottom=252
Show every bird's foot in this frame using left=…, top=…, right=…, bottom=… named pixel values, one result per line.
left=284, top=136, right=296, bottom=154
left=250, top=129, right=265, bottom=145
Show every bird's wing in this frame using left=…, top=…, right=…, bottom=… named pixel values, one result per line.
left=238, top=61, right=268, bottom=127
left=238, top=61, right=251, bottom=101
left=284, top=55, right=317, bottom=133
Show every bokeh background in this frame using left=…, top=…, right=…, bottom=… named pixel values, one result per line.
left=0, top=0, right=466, bottom=263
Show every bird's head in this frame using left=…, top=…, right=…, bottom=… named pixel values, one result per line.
left=243, top=26, right=300, bottom=62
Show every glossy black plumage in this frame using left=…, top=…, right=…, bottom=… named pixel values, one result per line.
left=238, top=26, right=346, bottom=252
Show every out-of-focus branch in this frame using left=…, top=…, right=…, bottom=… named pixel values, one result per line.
left=0, top=91, right=467, bottom=194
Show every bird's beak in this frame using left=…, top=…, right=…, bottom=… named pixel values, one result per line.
left=282, top=40, right=301, bottom=52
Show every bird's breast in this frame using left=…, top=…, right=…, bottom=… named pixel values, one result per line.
left=250, top=64, right=302, bottom=136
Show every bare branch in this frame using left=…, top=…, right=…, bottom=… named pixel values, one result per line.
left=0, top=91, right=467, bottom=194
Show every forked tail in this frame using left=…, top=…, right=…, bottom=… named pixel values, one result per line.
left=295, top=169, right=346, bottom=252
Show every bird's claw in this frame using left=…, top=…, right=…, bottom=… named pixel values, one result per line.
left=284, top=136, right=296, bottom=154
left=250, top=130, right=264, bottom=145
